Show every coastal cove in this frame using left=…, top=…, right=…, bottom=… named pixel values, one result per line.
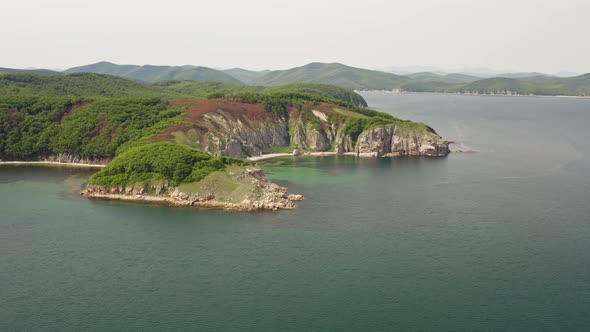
left=2, top=92, right=590, bottom=331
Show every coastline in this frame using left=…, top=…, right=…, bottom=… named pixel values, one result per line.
left=0, top=161, right=106, bottom=168
left=1, top=147, right=458, bottom=169
left=246, top=149, right=461, bottom=162
left=247, top=151, right=364, bottom=162
left=357, top=90, right=590, bottom=99
left=83, top=193, right=297, bottom=211
left=247, top=151, right=350, bottom=161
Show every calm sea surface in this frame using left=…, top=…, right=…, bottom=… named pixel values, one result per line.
left=1, top=92, right=590, bottom=331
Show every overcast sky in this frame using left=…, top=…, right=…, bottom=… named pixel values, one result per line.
left=2, top=0, right=589, bottom=73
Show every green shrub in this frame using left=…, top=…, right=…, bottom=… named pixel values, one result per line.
left=90, top=142, right=248, bottom=187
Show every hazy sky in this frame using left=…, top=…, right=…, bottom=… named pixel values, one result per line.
left=2, top=0, right=589, bottom=73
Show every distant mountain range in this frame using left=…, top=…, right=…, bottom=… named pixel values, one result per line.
left=381, top=66, right=581, bottom=78
left=1, top=62, right=589, bottom=97
left=64, top=62, right=242, bottom=84
left=222, top=68, right=270, bottom=84
left=250, top=62, right=408, bottom=90
left=0, top=72, right=368, bottom=106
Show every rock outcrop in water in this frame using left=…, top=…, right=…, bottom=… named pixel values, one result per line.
left=355, top=126, right=449, bottom=157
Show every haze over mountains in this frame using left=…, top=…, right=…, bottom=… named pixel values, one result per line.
left=1, top=61, right=589, bottom=97
left=65, top=62, right=242, bottom=84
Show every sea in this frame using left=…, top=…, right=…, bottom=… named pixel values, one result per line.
left=1, top=92, right=589, bottom=331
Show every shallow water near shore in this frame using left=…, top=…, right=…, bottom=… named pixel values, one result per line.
left=2, top=92, right=590, bottom=331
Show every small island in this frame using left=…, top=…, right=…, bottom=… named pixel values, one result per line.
left=81, top=142, right=303, bottom=211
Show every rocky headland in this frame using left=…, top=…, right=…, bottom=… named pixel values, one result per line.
left=82, top=165, right=303, bottom=211
left=158, top=100, right=450, bottom=159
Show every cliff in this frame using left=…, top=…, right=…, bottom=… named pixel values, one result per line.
left=156, top=100, right=450, bottom=159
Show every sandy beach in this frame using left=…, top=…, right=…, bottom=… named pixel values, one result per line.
left=246, top=151, right=359, bottom=162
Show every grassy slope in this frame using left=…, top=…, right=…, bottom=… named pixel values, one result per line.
left=252, top=62, right=409, bottom=90
left=177, top=165, right=259, bottom=202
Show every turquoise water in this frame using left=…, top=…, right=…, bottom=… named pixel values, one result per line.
left=1, top=93, right=590, bottom=331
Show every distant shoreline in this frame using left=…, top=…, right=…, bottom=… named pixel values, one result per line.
left=0, top=161, right=106, bottom=168
left=357, top=90, right=590, bottom=99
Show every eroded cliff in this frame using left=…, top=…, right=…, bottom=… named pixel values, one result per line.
left=155, top=100, right=450, bottom=158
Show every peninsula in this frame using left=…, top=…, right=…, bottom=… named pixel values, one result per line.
left=0, top=71, right=449, bottom=210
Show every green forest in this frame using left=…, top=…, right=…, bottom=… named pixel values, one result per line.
left=3, top=61, right=589, bottom=96
left=0, top=72, right=392, bottom=165
left=0, top=70, right=412, bottom=188
left=0, top=96, right=184, bottom=160
left=89, top=142, right=248, bottom=187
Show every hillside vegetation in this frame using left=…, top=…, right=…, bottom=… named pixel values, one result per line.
left=3, top=61, right=589, bottom=96
left=252, top=62, right=409, bottom=90
left=65, top=61, right=242, bottom=84
left=89, top=142, right=247, bottom=187
left=0, top=73, right=188, bottom=99
left=223, top=68, right=270, bottom=84
left=156, top=81, right=368, bottom=106
left=0, top=67, right=61, bottom=76
left=250, top=62, right=590, bottom=96
left=0, top=73, right=368, bottom=106
left=0, top=96, right=184, bottom=160
left=0, top=77, right=381, bottom=161
left=0, top=67, right=450, bottom=209
left=400, top=75, right=590, bottom=96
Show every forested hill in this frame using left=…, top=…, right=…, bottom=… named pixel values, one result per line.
left=0, top=73, right=368, bottom=106
left=252, top=62, right=409, bottom=90
left=222, top=68, right=270, bottom=84
left=3, top=62, right=589, bottom=96
left=0, top=73, right=188, bottom=99
left=155, top=81, right=368, bottom=107
left=0, top=67, right=61, bottom=76
left=65, top=62, right=242, bottom=84
left=398, top=74, right=590, bottom=96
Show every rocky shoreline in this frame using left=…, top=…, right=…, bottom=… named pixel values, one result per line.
left=0, top=153, right=109, bottom=168
left=81, top=167, right=304, bottom=211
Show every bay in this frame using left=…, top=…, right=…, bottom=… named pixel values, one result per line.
left=1, top=92, right=590, bottom=331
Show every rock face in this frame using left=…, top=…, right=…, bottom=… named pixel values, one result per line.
left=201, top=112, right=290, bottom=159
left=355, top=126, right=449, bottom=157
left=202, top=114, right=450, bottom=158
left=81, top=167, right=303, bottom=211
left=163, top=100, right=450, bottom=159
left=42, top=153, right=110, bottom=165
